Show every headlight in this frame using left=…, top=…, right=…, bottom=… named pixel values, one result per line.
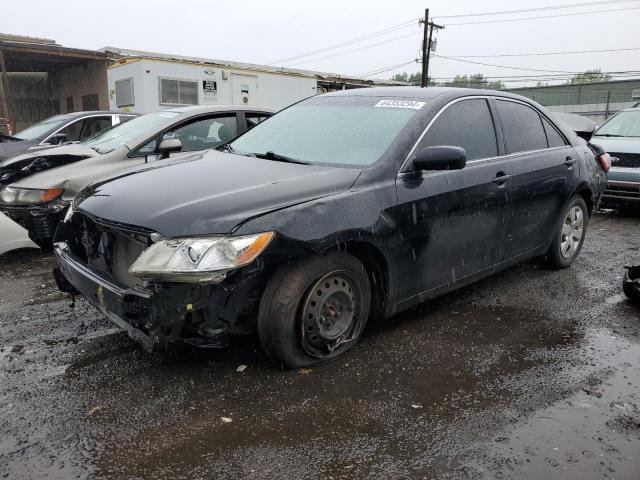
left=129, top=232, right=275, bottom=283
left=0, top=187, right=64, bottom=206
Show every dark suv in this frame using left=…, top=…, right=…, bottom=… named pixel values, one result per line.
left=53, top=87, right=608, bottom=368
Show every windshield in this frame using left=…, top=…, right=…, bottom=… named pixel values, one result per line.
left=82, top=111, right=179, bottom=154
left=594, top=110, right=640, bottom=138
left=13, top=114, right=73, bottom=140
left=229, top=96, right=420, bottom=166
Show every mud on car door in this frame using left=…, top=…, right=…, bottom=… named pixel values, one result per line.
left=394, top=97, right=514, bottom=301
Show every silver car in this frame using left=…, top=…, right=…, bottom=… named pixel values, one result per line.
left=0, top=105, right=273, bottom=246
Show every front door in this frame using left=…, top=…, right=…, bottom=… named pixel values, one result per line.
left=231, top=74, right=259, bottom=106
left=394, top=97, right=514, bottom=301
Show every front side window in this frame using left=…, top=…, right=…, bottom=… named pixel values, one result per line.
left=229, top=96, right=419, bottom=167
left=163, top=115, right=238, bottom=152
left=594, top=110, right=640, bottom=138
left=418, top=98, right=498, bottom=161
left=57, top=119, right=84, bottom=142
left=160, top=79, right=198, bottom=105
left=496, top=100, right=547, bottom=154
left=81, top=116, right=113, bottom=140
left=82, top=111, right=179, bottom=154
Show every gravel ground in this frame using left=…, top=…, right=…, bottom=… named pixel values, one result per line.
left=0, top=209, right=639, bottom=479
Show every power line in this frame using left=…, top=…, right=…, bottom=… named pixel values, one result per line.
left=283, top=31, right=420, bottom=67
left=269, top=18, right=419, bottom=65
left=444, top=46, right=640, bottom=58
left=434, top=54, right=580, bottom=73
left=357, top=59, right=418, bottom=77
left=433, top=0, right=640, bottom=19
left=444, top=6, right=640, bottom=25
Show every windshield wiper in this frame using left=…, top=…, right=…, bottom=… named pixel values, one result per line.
left=253, top=151, right=310, bottom=165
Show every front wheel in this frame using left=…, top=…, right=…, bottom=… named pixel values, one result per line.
left=258, top=252, right=371, bottom=369
left=545, top=195, right=589, bottom=269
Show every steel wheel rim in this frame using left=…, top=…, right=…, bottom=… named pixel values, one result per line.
left=560, top=205, right=584, bottom=259
left=301, top=270, right=364, bottom=358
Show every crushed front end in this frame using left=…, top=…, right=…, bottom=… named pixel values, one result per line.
left=53, top=209, right=269, bottom=351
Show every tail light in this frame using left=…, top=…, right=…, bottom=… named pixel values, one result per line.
left=596, top=152, right=611, bottom=173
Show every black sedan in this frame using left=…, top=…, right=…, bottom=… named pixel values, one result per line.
left=53, top=87, right=608, bottom=368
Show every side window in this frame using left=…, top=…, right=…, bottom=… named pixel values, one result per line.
left=246, top=113, right=269, bottom=130
left=162, top=115, right=238, bottom=152
left=496, top=100, right=547, bottom=154
left=56, top=119, right=83, bottom=142
left=541, top=116, right=567, bottom=148
left=117, top=115, right=136, bottom=124
left=137, top=138, right=157, bottom=156
left=80, top=116, right=113, bottom=140
left=419, top=98, right=498, bottom=161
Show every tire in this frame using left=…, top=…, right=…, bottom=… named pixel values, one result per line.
left=258, top=252, right=371, bottom=369
left=545, top=195, right=589, bottom=269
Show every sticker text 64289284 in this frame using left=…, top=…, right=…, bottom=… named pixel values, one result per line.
left=374, top=99, right=426, bottom=110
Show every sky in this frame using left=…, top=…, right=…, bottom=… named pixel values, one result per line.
left=2, top=0, right=640, bottom=86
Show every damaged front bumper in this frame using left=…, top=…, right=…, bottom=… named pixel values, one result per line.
left=53, top=241, right=263, bottom=351
left=2, top=200, right=69, bottom=241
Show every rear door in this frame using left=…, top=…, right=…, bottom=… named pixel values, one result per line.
left=493, top=98, right=578, bottom=258
left=395, top=97, right=514, bottom=299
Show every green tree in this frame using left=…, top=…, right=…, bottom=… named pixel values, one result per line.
left=391, top=72, right=434, bottom=86
left=567, top=69, right=611, bottom=84
left=443, top=74, right=504, bottom=90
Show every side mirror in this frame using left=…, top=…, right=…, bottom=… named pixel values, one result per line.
left=411, top=146, right=466, bottom=171
left=47, top=133, right=68, bottom=145
left=157, top=138, right=182, bottom=160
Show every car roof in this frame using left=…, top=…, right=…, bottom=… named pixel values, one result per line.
left=323, top=85, right=543, bottom=104
left=165, top=105, right=276, bottom=115
left=63, top=111, right=138, bottom=118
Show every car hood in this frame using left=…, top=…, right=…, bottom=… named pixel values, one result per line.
left=590, top=136, right=640, bottom=154
left=0, top=144, right=98, bottom=186
left=77, top=150, right=362, bottom=237
left=0, top=138, right=39, bottom=162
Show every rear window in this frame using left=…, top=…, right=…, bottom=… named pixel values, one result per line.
left=496, top=100, right=547, bottom=154
left=418, top=98, right=498, bottom=161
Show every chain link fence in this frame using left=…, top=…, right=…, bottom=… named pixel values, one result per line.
left=504, top=79, right=640, bottom=123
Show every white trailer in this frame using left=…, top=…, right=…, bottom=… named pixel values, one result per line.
left=104, top=49, right=319, bottom=113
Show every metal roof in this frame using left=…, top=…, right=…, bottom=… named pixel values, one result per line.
left=101, top=46, right=407, bottom=87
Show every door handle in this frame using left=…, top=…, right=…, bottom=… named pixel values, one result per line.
left=492, top=173, right=512, bottom=185
left=564, top=156, right=577, bottom=167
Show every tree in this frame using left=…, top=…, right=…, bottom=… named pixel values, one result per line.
left=567, top=69, right=611, bottom=84
left=443, top=74, right=504, bottom=90
left=391, top=72, right=423, bottom=85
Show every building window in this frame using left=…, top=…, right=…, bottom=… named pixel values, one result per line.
left=82, top=93, right=100, bottom=111
left=159, top=78, right=198, bottom=105
left=115, top=77, right=135, bottom=107
left=66, top=96, right=74, bottom=112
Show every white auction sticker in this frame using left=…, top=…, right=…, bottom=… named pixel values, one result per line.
left=374, top=99, right=425, bottom=110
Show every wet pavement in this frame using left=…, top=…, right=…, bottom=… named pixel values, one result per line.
left=1, top=210, right=639, bottom=479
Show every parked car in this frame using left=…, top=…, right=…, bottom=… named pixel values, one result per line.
left=0, top=105, right=273, bottom=246
left=53, top=87, right=608, bottom=368
left=590, top=106, right=640, bottom=207
left=0, top=111, right=136, bottom=162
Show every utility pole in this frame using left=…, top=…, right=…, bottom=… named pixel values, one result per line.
left=420, top=9, right=429, bottom=87
left=420, top=10, right=444, bottom=88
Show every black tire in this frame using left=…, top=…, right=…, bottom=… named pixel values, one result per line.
left=545, top=195, right=589, bottom=269
left=258, top=252, right=371, bottom=369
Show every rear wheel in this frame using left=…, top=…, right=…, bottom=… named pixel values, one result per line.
left=545, top=195, right=588, bottom=269
left=258, top=252, right=371, bottom=369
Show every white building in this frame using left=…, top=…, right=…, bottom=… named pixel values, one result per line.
left=102, top=48, right=404, bottom=113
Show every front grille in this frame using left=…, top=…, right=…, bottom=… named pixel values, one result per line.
left=67, top=212, right=150, bottom=289
left=610, top=152, right=640, bottom=168
left=604, top=185, right=640, bottom=201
